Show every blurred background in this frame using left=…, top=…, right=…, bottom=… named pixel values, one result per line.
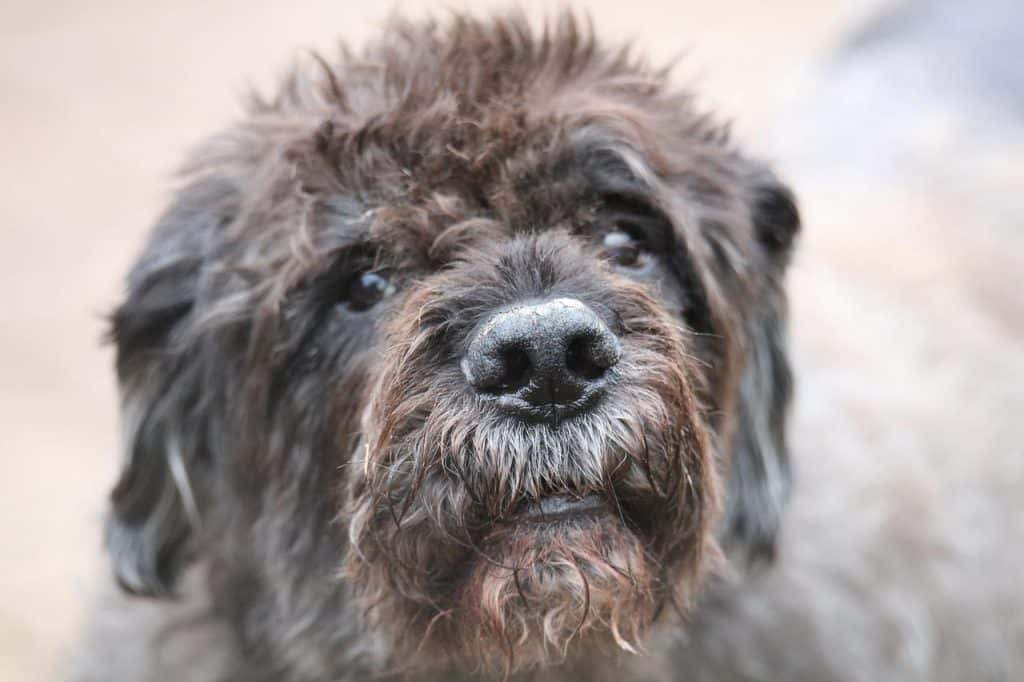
left=2, top=1, right=1021, bottom=680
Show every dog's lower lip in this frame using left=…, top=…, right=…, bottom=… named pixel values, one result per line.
left=516, top=494, right=607, bottom=522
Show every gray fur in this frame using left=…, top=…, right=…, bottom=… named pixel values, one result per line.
left=72, top=6, right=1024, bottom=682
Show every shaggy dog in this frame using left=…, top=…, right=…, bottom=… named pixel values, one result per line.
left=74, top=10, right=1022, bottom=682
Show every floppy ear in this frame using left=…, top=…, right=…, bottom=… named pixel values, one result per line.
left=750, top=179, right=800, bottom=257
left=721, top=176, right=800, bottom=565
left=105, top=177, right=235, bottom=596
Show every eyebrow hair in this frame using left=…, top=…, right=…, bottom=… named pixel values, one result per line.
left=598, top=191, right=675, bottom=250
left=581, top=146, right=652, bottom=195
left=574, top=145, right=715, bottom=335
left=579, top=145, right=675, bottom=252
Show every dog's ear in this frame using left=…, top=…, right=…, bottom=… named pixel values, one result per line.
left=721, top=175, right=800, bottom=565
left=750, top=178, right=800, bottom=257
left=105, top=177, right=235, bottom=596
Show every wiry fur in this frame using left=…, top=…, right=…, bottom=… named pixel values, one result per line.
left=348, top=233, right=717, bottom=672
left=79, top=12, right=804, bottom=682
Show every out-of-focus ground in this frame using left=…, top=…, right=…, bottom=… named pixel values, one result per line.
left=2, top=1, right=1021, bottom=680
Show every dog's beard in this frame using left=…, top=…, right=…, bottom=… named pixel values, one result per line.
left=458, top=508, right=656, bottom=672
left=344, top=296, right=716, bottom=674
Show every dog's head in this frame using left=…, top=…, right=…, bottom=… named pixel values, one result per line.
left=105, top=15, right=798, bottom=676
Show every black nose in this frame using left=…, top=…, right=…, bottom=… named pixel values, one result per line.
left=462, top=298, right=621, bottom=420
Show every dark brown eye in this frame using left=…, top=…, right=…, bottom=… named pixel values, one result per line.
left=345, top=270, right=393, bottom=311
left=603, top=230, right=644, bottom=267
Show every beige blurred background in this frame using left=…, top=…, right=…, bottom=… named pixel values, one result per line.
left=4, top=1, right=1022, bottom=681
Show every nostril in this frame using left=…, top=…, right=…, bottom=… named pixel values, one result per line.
left=496, top=346, right=531, bottom=392
left=565, top=335, right=604, bottom=380
left=565, top=331, right=620, bottom=381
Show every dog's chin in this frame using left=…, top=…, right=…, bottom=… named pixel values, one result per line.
left=454, top=495, right=658, bottom=673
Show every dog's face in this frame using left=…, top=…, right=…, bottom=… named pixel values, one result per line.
left=105, top=17, right=798, bottom=677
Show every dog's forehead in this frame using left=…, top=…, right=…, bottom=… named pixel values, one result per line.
left=318, top=117, right=667, bottom=261
left=204, top=16, right=775, bottom=302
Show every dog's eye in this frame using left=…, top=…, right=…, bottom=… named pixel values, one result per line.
left=603, top=230, right=646, bottom=268
left=345, top=270, right=394, bottom=311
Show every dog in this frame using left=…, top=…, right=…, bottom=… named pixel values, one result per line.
left=73, top=9, right=1024, bottom=682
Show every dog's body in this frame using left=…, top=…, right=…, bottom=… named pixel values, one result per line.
left=74, top=9, right=1024, bottom=682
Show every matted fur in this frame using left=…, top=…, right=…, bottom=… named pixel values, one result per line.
left=79, top=12, right=802, bottom=682
left=347, top=234, right=717, bottom=672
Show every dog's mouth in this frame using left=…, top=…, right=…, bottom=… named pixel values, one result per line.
left=475, top=491, right=634, bottom=548
left=512, top=493, right=609, bottom=524
left=486, top=492, right=657, bottom=547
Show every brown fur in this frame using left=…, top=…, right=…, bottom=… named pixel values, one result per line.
left=80, top=13, right=800, bottom=681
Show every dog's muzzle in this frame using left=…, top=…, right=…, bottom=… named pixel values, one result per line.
left=461, top=297, right=621, bottom=422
